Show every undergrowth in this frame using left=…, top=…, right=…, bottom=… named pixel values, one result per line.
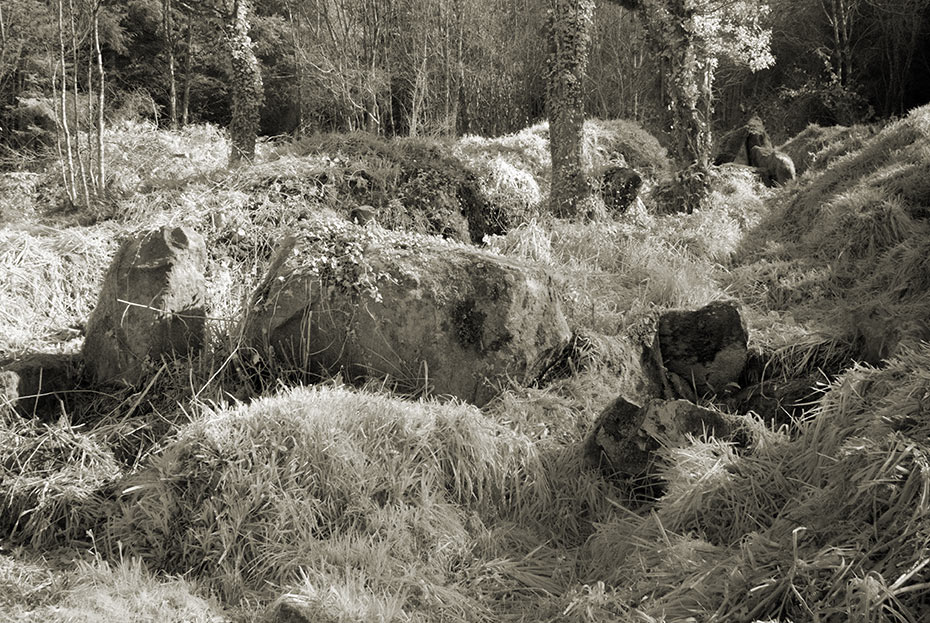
left=584, top=342, right=930, bottom=622
left=1, top=105, right=929, bottom=623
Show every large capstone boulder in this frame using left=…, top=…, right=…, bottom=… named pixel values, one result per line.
left=658, top=301, right=748, bottom=396
left=83, top=226, right=207, bottom=386
left=245, top=222, right=570, bottom=406
left=584, top=397, right=741, bottom=477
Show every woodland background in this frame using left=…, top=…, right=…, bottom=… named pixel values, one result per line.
left=2, top=0, right=930, bottom=153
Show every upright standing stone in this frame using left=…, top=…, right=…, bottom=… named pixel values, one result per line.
left=83, top=226, right=207, bottom=386
left=658, top=301, right=749, bottom=396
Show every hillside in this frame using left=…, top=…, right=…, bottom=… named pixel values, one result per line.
left=1, top=107, right=929, bottom=622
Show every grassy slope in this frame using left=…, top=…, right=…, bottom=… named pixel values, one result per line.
left=1, top=108, right=929, bottom=622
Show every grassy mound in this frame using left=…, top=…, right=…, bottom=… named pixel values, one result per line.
left=779, top=122, right=875, bottom=176
left=725, top=105, right=930, bottom=363
left=262, top=132, right=492, bottom=242
left=109, top=386, right=548, bottom=607
left=585, top=341, right=930, bottom=622
left=582, top=118, right=670, bottom=177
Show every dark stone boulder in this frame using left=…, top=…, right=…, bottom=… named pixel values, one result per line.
left=729, top=377, right=822, bottom=427
left=83, top=226, right=207, bottom=386
left=714, top=116, right=773, bottom=166
left=350, top=204, right=377, bottom=225
left=245, top=222, right=571, bottom=407
left=600, top=165, right=643, bottom=213
left=658, top=301, right=749, bottom=397
left=585, top=397, right=742, bottom=477
left=749, top=145, right=797, bottom=186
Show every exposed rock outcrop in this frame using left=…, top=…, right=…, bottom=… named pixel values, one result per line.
left=83, top=226, right=207, bottom=386
left=245, top=223, right=570, bottom=406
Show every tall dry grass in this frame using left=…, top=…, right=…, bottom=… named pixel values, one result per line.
left=585, top=341, right=930, bottom=622
left=108, top=386, right=552, bottom=607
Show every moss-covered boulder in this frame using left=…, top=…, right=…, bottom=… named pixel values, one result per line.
left=245, top=221, right=570, bottom=406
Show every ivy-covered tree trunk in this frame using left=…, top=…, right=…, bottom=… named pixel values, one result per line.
left=635, top=0, right=713, bottom=211
left=225, top=0, right=263, bottom=165
left=662, top=1, right=712, bottom=170
left=546, top=0, right=594, bottom=218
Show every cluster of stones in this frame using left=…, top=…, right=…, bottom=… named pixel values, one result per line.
left=2, top=222, right=809, bottom=483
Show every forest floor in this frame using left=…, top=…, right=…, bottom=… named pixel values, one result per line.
left=1, top=107, right=929, bottom=623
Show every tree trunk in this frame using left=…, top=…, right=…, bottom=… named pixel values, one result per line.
left=164, top=0, right=178, bottom=129
left=56, top=0, right=76, bottom=207
left=283, top=0, right=303, bottom=137
left=94, top=0, right=105, bottom=191
left=546, top=0, right=594, bottom=218
left=181, top=12, right=193, bottom=126
left=225, top=0, right=263, bottom=165
left=68, top=0, right=90, bottom=208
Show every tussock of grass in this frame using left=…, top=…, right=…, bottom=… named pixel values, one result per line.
left=109, top=386, right=547, bottom=604
left=455, top=122, right=552, bottom=185
left=273, top=570, right=409, bottom=623
left=0, top=551, right=70, bottom=621
left=585, top=342, right=930, bottom=622
left=485, top=218, right=555, bottom=264
left=0, top=418, right=121, bottom=547
left=10, top=556, right=225, bottom=623
left=0, top=225, right=115, bottom=356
